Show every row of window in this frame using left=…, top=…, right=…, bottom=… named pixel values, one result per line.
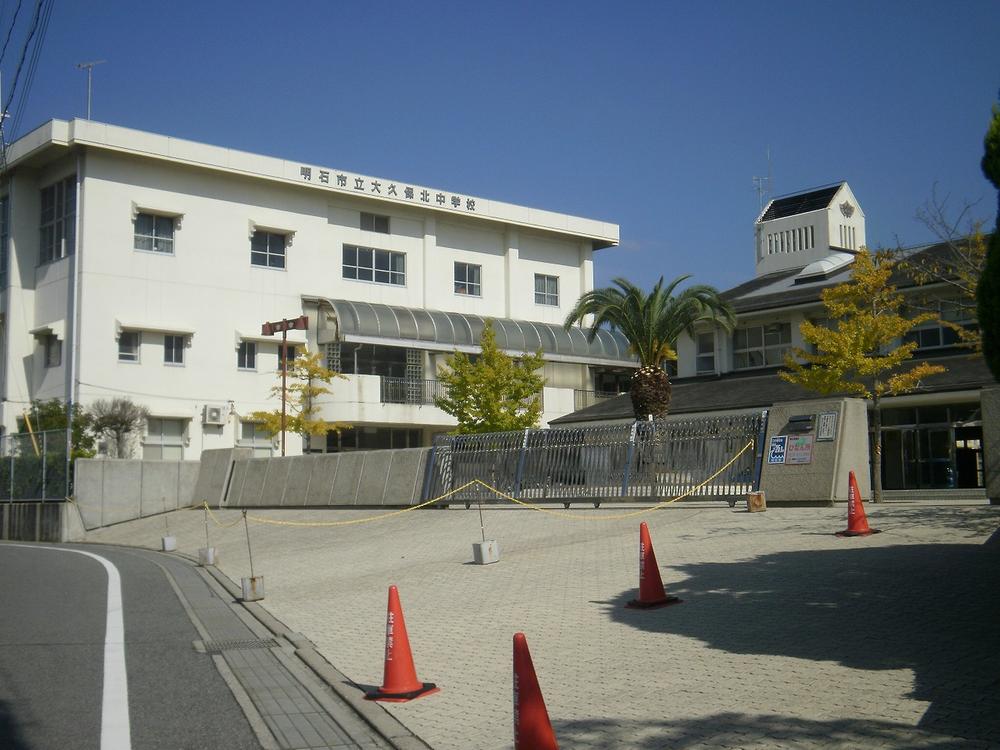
left=697, top=313, right=970, bottom=374
left=113, top=332, right=297, bottom=369
left=132, top=213, right=559, bottom=303
left=766, top=225, right=815, bottom=256
left=838, top=224, right=857, bottom=250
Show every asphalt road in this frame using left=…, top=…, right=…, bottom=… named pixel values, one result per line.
left=0, top=543, right=263, bottom=750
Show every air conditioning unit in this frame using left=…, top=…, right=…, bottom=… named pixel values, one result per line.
left=203, top=404, right=227, bottom=426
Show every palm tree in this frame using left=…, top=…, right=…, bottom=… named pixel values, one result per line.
left=564, top=276, right=735, bottom=419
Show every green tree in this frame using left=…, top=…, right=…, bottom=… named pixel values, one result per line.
left=781, top=249, right=947, bottom=503
left=978, top=101, right=1000, bottom=381
left=91, top=397, right=149, bottom=458
left=17, top=399, right=96, bottom=459
left=435, top=321, right=545, bottom=434
left=563, top=276, right=735, bottom=419
left=248, top=349, right=348, bottom=450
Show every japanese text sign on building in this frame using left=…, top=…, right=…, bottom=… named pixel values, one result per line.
left=261, top=315, right=308, bottom=336
left=785, top=435, right=815, bottom=464
left=767, top=436, right=787, bottom=464
left=297, top=165, right=477, bottom=213
left=816, top=411, right=838, bottom=441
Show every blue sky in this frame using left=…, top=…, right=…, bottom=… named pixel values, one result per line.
left=4, top=0, right=999, bottom=291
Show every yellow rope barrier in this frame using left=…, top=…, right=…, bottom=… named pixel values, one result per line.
left=474, top=440, right=754, bottom=521
left=203, top=479, right=486, bottom=528
left=201, top=440, right=756, bottom=529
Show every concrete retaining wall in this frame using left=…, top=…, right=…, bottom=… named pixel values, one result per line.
left=0, top=502, right=65, bottom=541
left=74, top=459, right=201, bottom=529
left=225, top=448, right=432, bottom=507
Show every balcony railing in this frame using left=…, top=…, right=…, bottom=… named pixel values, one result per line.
left=380, top=377, right=446, bottom=405
left=573, top=389, right=626, bottom=411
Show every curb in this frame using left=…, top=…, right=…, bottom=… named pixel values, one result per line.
left=199, top=563, right=433, bottom=750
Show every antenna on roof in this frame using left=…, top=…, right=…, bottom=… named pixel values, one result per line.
left=75, top=60, right=107, bottom=120
left=752, top=147, right=773, bottom=212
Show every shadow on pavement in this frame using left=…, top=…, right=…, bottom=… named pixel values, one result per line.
left=599, top=541, right=1000, bottom=744
left=552, top=711, right=995, bottom=749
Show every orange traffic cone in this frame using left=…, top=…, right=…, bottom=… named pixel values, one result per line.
left=626, top=522, right=681, bottom=609
left=365, top=585, right=439, bottom=702
left=513, top=633, right=559, bottom=750
left=835, top=471, right=882, bottom=537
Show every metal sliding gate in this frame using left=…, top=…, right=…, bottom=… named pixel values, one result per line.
left=423, top=411, right=768, bottom=507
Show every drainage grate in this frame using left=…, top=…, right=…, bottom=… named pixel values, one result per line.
left=199, top=637, right=279, bottom=653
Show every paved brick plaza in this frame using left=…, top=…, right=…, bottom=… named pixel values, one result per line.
left=88, top=500, right=1000, bottom=749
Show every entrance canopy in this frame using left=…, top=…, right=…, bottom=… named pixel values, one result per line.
left=311, top=298, right=636, bottom=366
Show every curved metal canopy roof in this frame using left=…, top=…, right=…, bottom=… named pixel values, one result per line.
left=317, top=299, right=636, bottom=365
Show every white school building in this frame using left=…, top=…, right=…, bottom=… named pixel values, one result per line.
left=0, top=119, right=636, bottom=458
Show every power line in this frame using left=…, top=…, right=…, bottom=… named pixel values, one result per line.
left=1, top=0, right=46, bottom=122
left=10, top=0, right=51, bottom=137
left=0, top=0, right=24, bottom=66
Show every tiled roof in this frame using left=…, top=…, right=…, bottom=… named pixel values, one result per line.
left=722, top=237, right=984, bottom=314
left=550, top=352, right=994, bottom=424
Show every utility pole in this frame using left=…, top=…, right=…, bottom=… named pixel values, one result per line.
left=75, top=60, right=106, bottom=119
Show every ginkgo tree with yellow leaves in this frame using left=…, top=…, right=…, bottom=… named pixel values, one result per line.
left=781, top=249, right=946, bottom=503
left=248, top=349, right=349, bottom=453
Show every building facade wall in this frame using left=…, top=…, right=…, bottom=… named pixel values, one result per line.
left=0, top=121, right=625, bottom=459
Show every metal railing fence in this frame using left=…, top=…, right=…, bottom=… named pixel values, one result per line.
left=379, top=377, right=446, bottom=405
left=0, top=430, right=70, bottom=501
left=423, top=412, right=768, bottom=506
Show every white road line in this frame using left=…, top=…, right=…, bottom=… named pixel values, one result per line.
left=6, top=544, right=131, bottom=750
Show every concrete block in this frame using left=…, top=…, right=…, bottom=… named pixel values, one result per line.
left=73, top=459, right=105, bottom=530
left=178, top=462, right=200, bottom=507
left=305, top=454, right=340, bottom=506
left=282, top=456, right=313, bottom=506
left=759, top=398, right=869, bottom=505
left=193, top=448, right=251, bottom=507
left=226, top=459, right=249, bottom=506
left=239, top=459, right=269, bottom=507
left=261, top=457, right=292, bottom=506
left=382, top=448, right=426, bottom=504
left=356, top=451, right=393, bottom=505
left=331, top=452, right=365, bottom=505
left=140, top=461, right=180, bottom=517
left=101, top=461, right=143, bottom=525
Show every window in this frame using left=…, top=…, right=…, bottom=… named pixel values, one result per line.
left=119, top=331, right=140, bottom=362
left=696, top=332, right=715, bottom=374
left=903, top=299, right=974, bottom=351
left=279, top=344, right=298, bottom=371
left=238, top=420, right=273, bottom=458
left=733, top=322, right=790, bottom=369
left=251, top=230, right=286, bottom=269
left=342, top=244, right=405, bottom=285
left=40, top=175, right=76, bottom=265
left=238, top=341, right=257, bottom=370
left=164, top=334, right=185, bottom=365
left=134, top=213, right=174, bottom=253
left=360, top=212, right=390, bottom=233
left=534, top=274, right=559, bottom=306
left=43, top=334, right=62, bottom=368
left=143, top=417, right=186, bottom=460
left=454, top=262, right=481, bottom=296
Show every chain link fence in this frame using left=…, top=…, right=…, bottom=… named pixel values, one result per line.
left=0, top=430, right=70, bottom=501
